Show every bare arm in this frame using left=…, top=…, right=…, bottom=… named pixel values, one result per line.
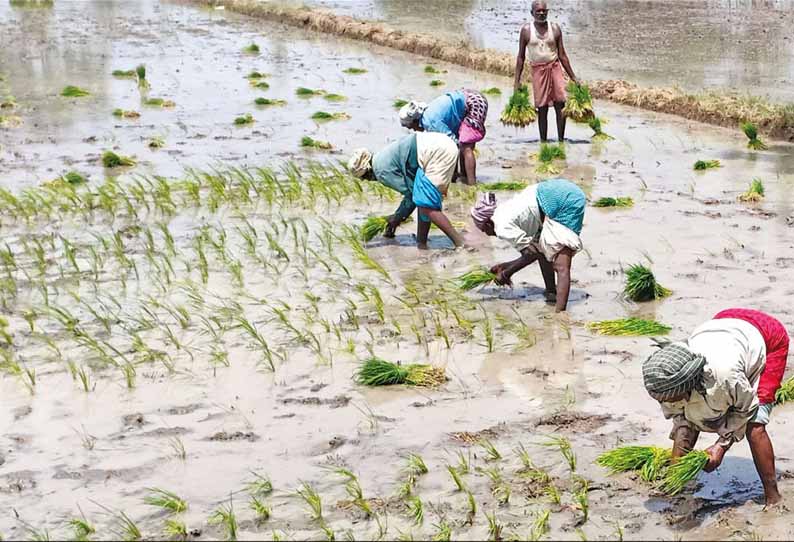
left=491, top=245, right=542, bottom=286
left=552, top=247, right=573, bottom=312
left=555, top=25, right=577, bottom=82
left=747, top=422, right=782, bottom=506
left=460, top=144, right=476, bottom=185
left=514, top=25, right=530, bottom=91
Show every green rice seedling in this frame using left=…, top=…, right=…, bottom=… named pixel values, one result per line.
left=209, top=501, right=238, bottom=541
left=453, top=266, right=496, bottom=291
left=593, top=196, right=633, bottom=208
left=296, top=87, right=324, bottom=97
left=112, top=108, right=140, bottom=119
left=251, top=80, right=270, bottom=90
left=112, top=69, right=136, bottom=77
left=640, top=447, right=672, bottom=482
left=243, top=42, right=260, bottom=54
left=102, top=151, right=136, bottom=168
left=481, top=87, right=502, bottom=95
left=164, top=519, right=188, bottom=540
left=530, top=510, right=550, bottom=541
left=311, top=111, right=350, bottom=121
left=563, top=81, right=595, bottom=122
left=544, top=482, right=561, bottom=505
left=168, top=436, right=186, bottom=460
left=479, top=439, right=502, bottom=462
left=343, top=67, right=367, bottom=74
left=115, top=510, right=142, bottom=541
left=775, top=376, right=794, bottom=404
left=485, top=510, right=503, bottom=541
left=360, top=216, right=389, bottom=242
left=465, top=490, right=477, bottom=525
left=143, top=97, right=175, bottom=107
left=573, top=478, right=589, bottom=523
left=76, top=365, right=92, bottom=392
left=658, top=450, right=709, bottom=495
left=738, top=178, right=765, bottom=202
left=429, top=80, right=445, bottom=87
left=596, top=445, right=658, bottom=474
left=611, top=521, right=624, bottom=542
left=424, top=65, right=442, bottom=74
left=59, top=171, right=86, bottom=185
left=144, top=488, right=187, bottom=513
left=493, top=481, right=511, bottom=505
left=234, top=113, right=254, bottom=125
left=542, top=436, right=576, bottom=472
left=61, top=85, right=91, bottom=97
left=407, top=496, right=423, bottom=525
left=586, top=318, right=671, bottom=336
left=136, top=64, right=148, bottom=89
left=693, top=159, right=721, bottom=170
left=355, top=357, right=446, bottom=387
left=446, top=464, right=466, bottom=492
left=250, top=497, right=271, bottom=522
left=486, top=181, right=527, bottom=191
left=588, top=117, right=612, bottom=140
left=393, top=99, right=409, bottom=108
left=324, top=93, right=347, bottom=102
left=295, top=482, right=323, bottom=523
left=349, top=237, right=391, bottom=280
left=455, top=450, right=471, bottom=474
left=69, top=507, right=95, bottom=541
left=537, top=142, right=566, bottom=162
left=624, top=263, right=672, bottom=302
left=404, top=453, right=429, bottom=477
left=500, top=85, right=536, bottom=127
left=148, top=136, right=165, bottom=149
left=431, top=521, right=452, bottom=542
left=246, top=70, right=267, bottom=79
left=742, top=122, right=767, bottom=150
left=300, top=136, right=332, bottom=150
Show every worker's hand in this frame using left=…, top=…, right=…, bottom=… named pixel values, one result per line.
left=490, top=264, right=513, bottom=287
left=384, top=216, right=400, bottom=238
left=703, top=443, right=726, bottom=473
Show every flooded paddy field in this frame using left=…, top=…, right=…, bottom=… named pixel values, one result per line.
left=2, top=1, right=794, bottom=540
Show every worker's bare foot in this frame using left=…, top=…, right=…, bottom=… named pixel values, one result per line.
left=544, top=290, right=557, bottom=304
left=764, top=492, right=784, bottom=510
left=417, top=242, right=429, bottom=250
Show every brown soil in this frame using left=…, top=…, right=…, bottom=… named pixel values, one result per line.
left=534, top=411, right=612, bottom=433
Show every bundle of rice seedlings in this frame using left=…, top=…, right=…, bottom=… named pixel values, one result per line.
left=101, top=151, right=136, bottom=168
left=343, top=67, right=367, bottom=75
left=61, top=171, right=86, bottom=185
left=243, top=43, right=260, bottom=54
left=324, top=93, right=347, bottom=102
left=775, top=376, right=794, bottom=404
left=354, top=357, right=446, bottom=388
left=296, top=87, right=324, bottom=97
left=693, top=159, right=721, bottom=170
left=393, top=99, right=409, bottom=108
left=487, top=181, right=527, bottom=191
left=624, top=264, right=671, bottom=302
left=430, top=80, right=445, bottom=87
left=246, top=71, right=267, bottom=79
left=61, top=85, right=90, bottom=97
left=148, top=136, right=165, bottom=149
left=234, top=113, right=254, bottom=125
left=596, top=446, right=658, bottom=474
left=738, top=178, right=764, bottom=202
left=588, top=117, right=613, bottom=140
left=136, top=64, right=148, bottom=89
left=453, top=267, right=497, bottom=291
left=500, top=85, right=536, bottom=127
left=311, top=111, right=350, bottom=121
left=481, top=87, right=502, bottom=95
left=254, top=97, right=286, bottom=106
left=112, top=69, right=136, bottom=77
left=658, top=450, right=709, bottom=495
left=360, top=216, right=389, bottom=242
left=587, top=318, right=671, bottom=336
left=562, top=81, right=595, bottom=123
left=143, top=97, right=175, bottom=107
left=593, top=196, right=633, bottom=208
left=640, top=447, right=672, bottom=482
left=300, top=136, right=332, bottom=150
left=251, top=81, right=270, bottom=90
left=112, top=109, right=140, bottom=119
left=424, top=65, right=442, bottom=74
left=0, top=97, right=15, bottom=109
left=742, top=122, right=767, bottom=150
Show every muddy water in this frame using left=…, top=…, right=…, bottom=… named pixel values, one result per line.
left=289, top=0, right=794, bottom=103
left=2, top=1, right=794, bottom=541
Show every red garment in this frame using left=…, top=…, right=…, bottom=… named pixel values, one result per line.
left=714, top=308, right=790, bottom=405
left=530, top=60, right=567, bottom=108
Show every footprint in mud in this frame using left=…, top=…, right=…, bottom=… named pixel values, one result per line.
left=12, top=405, right=32, bottom=421
left=279, top=395, right=351, bottom=409
left=0, top=471, right=36, bottom=494
left=162, top=403, right=204, bottom=416
left=122, top=413, right=145, bottom=427
left=534, top=411, right=612, bottom=432
left=307, top=435, right=358, bottom=456
left=207, top=431, right=259, bottom=442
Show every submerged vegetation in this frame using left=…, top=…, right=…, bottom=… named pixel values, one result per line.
left=500, top=85, right=536, bottom=127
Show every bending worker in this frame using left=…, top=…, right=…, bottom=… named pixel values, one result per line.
left=470, top=178, right=585, bottom=312
left=348, top=132, right=465, bottom=249
left=399, top=89, right=489, bottom=186
left=642, top=308, right=789, bottom=506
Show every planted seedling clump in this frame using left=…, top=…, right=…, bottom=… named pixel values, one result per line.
left=742, top=122, right=767, bottom=150
left=454, top=267, right=497, bottom=291
left=501, top=86, right=536, bottom=127
left=136, top=64, right=148, bottom=89
left=61, top=86, right=90, bottom=98
left=535, top=143, right=566, bottom=174
left=101, top=151, right=136, bottom=168
left=311, top=111, right=350, bottom=122
left=693, top=159, right=721, bottom=170
left=355, top=357, right=446, bottom=388
left=624, top=264, right=671, bottom=302
left=323, top=93, right=347, bottom=102
left=144, top=97, right=175, bottom=108
left=251, top=81, right=270, bottom=90
left=587, top=318, right=671, bottom=336
left=61, top=171, right=86, bottom=185
left=738, top=178, right=764, bottom=202
left=300, top=136, right=332, bottom=150
left=593, top=197, right=633, bottom=208
left=296, top=87, right=324, bottom=97
left=562, top=81, right=595, bottom=122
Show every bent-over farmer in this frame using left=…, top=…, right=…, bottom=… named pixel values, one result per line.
left=643, top=308, right=790, bottom=506
left=348, top=132, right=465, bottom=249
left=470, top=178, right=585, bottom=312
left=399, top=89, right=489, bottom=186
left=514, top=0, right=578, bottom=142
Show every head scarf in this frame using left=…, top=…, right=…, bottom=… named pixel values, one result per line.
left=347, top=148, right=373, bottom=178
left=642, top=342, right=707, bottom=402
left=399, top=101, right=427, bottom=128
left=470, top=192, right=497, bottom=230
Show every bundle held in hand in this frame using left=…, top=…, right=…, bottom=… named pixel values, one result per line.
left=360, top=216, right=389, bottom=242
left=596, top=446, right=707, bottom=494
left=453, top=267, right=497, bottom=291
left=562, top=81, right=594, bottom=123
left=500, top=85, right=537, bottom=127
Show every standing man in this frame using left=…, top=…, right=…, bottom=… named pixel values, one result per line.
left=514, top=0, right=578, bottom=142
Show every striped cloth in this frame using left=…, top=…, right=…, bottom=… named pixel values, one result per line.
left=536, top=179, right=586, bottom=235
left=643, top=342, right=707, bottom=402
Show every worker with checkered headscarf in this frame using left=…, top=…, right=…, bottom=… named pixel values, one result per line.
left=642, top=309, right=789, bottom=506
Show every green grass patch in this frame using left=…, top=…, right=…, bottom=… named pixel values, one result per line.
left=501, top=85, right=536, bottom=127
left=587, top=318, right=671, bottom=336
left=61, top=86, right=90, bottom=98
left=354, top=357, right=446, bottom=388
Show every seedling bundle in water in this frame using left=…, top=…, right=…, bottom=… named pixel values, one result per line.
left=296, top=87, right=324, bottom=97
left=487, top=181, right=527, bottom=191
left=243, top=43, right=260, bottom=54
left=597, top=445, right=705, bottom=494
left=343, top=67, right=367, bottom=75
left=136, top=64, right=148, bottom=89
left=453, top=267, right=497, bottom=291
left=254, top=97, right=286, bottom=106
left=742, top=122, right=767, bottom=150
left=562, top=81, right=594, bottom=123
left=251, top=81, right=270, bottom=90
left=234, top=113, right=254, bottom=125
left=429, top=79, right=445, bottom=87
left=323, top=93, right=347, bottom=102
left=534, top=143, right=566, bottom=174
left=311, top=111, right=350, bottom=122
left=300, top=136, right=332, bottom=150
left=355, top=357, right=446, bottom=388
left=360, top=216, right=389, bottom=242
left=481, top=87, right=502, bottom=95
left=144, top=97, right=175, bottom=107
left=393, top=99, right=409, bottom=108
left=596, top=446, right=668, bottom=476
left=587, top=318, right=671, bottom=336
left=246, top=71, right=267, bottom=79
left=588, top=117, right=612, bottom=140
left=61, top=86, right=90, bottom=98
left=693, top=159, right=721, bottom=170
left=101, top=151, right=136, bottom=168
left=112, top=109, right=140, bottom=119
left=624, top=264, right=671, bottom=302
left=593, top=197, right=633, bottom=208
left=738, top=178, right=764, bottom=202
left=112, top=69, right=136, bottom=77
left=658, top=450, right=709, bottom=495
left=500, top=85, right=536, bottom=127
